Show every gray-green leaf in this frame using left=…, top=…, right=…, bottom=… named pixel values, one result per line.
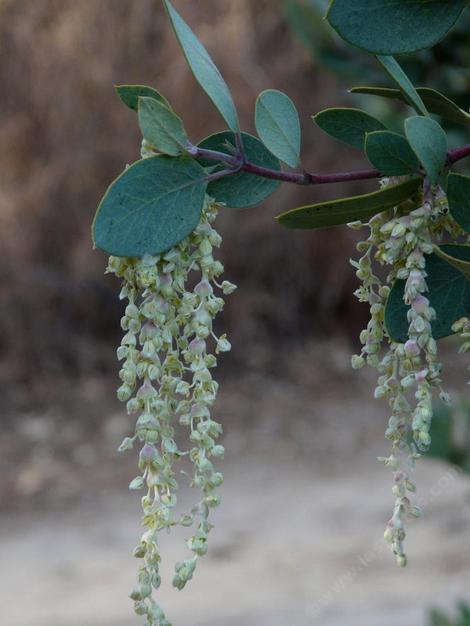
left=163, top=0, right=239, bottom=132
left=93, top=156, right=207, bottom=257
left=115, top=85, right=170, bottom=112
left=255, top=89, right=301, bottom=168
left=405, top=116, right=448, bottom=185
left=448, top=172, right=470, bottom=233
left=327, top=0, right=468, bottom=55
left=434, top=245, right=470, bottom=279
left=350, top=86, right=470, bottom=126
left=276, top=177, right=422, bottom=230
left=313, top=108, right=385, bottom=150
left=376, top=56, right=427, bottom=117
left=138, top=97, right=189, bottom=156
left=365, top=131, right=419, bottom=176
left=197, top=132, right=281, bottom=208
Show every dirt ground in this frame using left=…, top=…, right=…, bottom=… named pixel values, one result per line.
left=1, top=341, right=469, bottom=626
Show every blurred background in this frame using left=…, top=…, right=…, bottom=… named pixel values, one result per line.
left=1, top=1, right=469, bottom=625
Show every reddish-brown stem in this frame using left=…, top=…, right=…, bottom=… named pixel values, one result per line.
left=243, top=161, right=382, bottom=185
left=447, top=143, right=470, bottom=165
left=192, top=143, right=470, bottom=187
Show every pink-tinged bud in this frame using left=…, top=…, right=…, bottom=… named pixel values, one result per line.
left=410, top=316, right=427, bottom=334
left=394, top=471, right=406, bottom=483
left=412, top=294, right=430, bottom=315
left=194, top=307, right=212, bottom=328
left=141, top=321, right=157, bottom=340
left=189, top=338, right=206, bottom=355
left=195, top=280, right=213, bottom=297
left=404, top=339, right=420, bottom=357
left=197, top=223, right=211, bottom=235
left=139, top=444, right=157, bottom=464
left=155, top=296, right=170, bottom=314
left=137, top=380, right=156, bottom=400
left=406, top=269, right=426, bottom=292
left=415, top=369, right=428, bottom=383
left=407, top=249, right=425, bottom=268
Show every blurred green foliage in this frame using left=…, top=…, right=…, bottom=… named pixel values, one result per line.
left=283, top=0, right=470, bottom=136
left=428, top=400, right=470, bottom=473
left=284, top=0, right=470, bottom=99
left=429, top=602, right=470, bottom=626
left=283, top=0, right=384, bottom=82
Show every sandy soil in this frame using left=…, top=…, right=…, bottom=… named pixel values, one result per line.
left=1, top=342, right=469, bottom=626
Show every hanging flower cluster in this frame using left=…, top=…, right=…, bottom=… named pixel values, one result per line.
left=454, top=316, right=470, bottom=355
left=350, top=178, right=465, bottom=566
left=106, top=193, right=236, bottom=626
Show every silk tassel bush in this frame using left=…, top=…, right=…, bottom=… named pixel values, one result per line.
left=92, top=2, right=470, bottom=624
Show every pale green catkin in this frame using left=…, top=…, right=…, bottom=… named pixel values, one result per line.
left=108, top=156, right=236, bottom=625
left=350, top=178, right=465, bottom=566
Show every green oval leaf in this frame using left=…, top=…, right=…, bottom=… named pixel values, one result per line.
left=138, top=97, right=189, bottom=156
left=198, top=131, right=281, bottom=208
left=448, top=172, right=470, bottom=233
left=327, top=0, right=468, bottom=54
left=405, top=116, right=448, bottom=185
left=376, top=56, right=428, bottom=117
left=276, top=177, right=422, bottom=230
left=163, top=0, right=239, bottom=132
left=313, top=108, right=385, bottom=150
left=350, top=86, right=470, bottom=126
left=255, top=89, right=301, bottom=168
left=365, top=131, right=419, bottom=176
left=434, top=244, right=470, bottom=279
left=427, top=404, right=456, bottom=468
left=385, top=245, right=470, bottom=342
left=93, top=156, right=207, bottom=257
left=115, top=85, right=170, bottom=112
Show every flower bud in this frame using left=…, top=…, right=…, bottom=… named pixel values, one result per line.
left=130, top=588, right=142, bottom=601
left=189, top=338, right=206, bottom=355
left=199, top=239, right=212, bottom=256
left=404, top=339, right=420, bottom=357
left=221, top=280, right=237, bottom=295
left=132, top=544, right=146, bottom=559
left=118, top=437, right=134, bottom=452
left=129, top=476, right=145, bottom=490
left=195, top=279, right=213, bottom=297
left=126, top=303, right=140, bottom=319
left=210, top=444, right=225, bottom=459
left=216, top=335, right=231, bottom=354
left=351, top=354, right=365, bottom=370
left=139, top=444, right=158, bottom=464
left=117, top=384, right=133, bottom=402
left=418, top=431, right=431, bottom=447
left=134, top=601, right=148, bottom=616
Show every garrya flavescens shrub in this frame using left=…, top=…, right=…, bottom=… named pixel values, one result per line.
left=93, top=1, right=470, bottom=623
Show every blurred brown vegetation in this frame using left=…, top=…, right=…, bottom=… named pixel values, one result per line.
left=0, top=0, right=370, bottom=396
